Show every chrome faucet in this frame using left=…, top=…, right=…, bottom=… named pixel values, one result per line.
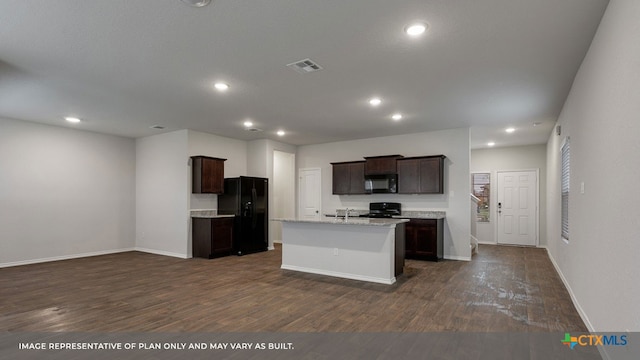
left=345, top=208, right=351, bottom=221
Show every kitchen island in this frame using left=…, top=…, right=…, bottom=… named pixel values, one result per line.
left=274, top=217, right=408, bottom=285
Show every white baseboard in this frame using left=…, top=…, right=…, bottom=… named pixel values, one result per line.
left=0, top=248, right=136, bottom=268
left=544, top=247, right=595, bottom=332
left=444, top=255, right=472, bottom=261
left=134, top=247, right=189, bottom=259
left=281, top=264, right=396, bottom=285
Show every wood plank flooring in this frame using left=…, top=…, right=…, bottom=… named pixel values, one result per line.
left=0, top=244, right=587, bottom=332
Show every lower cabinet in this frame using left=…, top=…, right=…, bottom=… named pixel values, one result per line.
left=192, top=217, right=234, bottom=259
left=405, top=218, right=443, bottom=261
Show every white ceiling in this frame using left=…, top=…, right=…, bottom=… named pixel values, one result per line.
left=0, top=0, right=609, bottom=148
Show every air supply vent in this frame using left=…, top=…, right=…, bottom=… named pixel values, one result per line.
left=244, top=127, right=263, bottom=132
left=286, top=58, right=323, bottom=74
left=149, top=125, right=166, bottom=130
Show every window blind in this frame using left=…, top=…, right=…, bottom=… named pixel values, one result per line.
left=561, top=137, right=570, bottom=240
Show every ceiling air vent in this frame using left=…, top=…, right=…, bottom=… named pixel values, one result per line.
left=244, top=127, right=263, bottom=132
left=149, top=125, right=166, bottom=130
left=286, top=58, right=323, bottom=74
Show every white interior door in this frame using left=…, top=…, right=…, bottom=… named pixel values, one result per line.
left=298, top=168, right=321, bottom=220
left=497, top=170, right=538, bottom=246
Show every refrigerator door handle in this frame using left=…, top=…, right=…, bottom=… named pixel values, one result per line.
left=251, top=187, right=258, bottom=228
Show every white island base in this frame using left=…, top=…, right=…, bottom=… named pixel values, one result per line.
left=277, top=218, right=407, bottom=285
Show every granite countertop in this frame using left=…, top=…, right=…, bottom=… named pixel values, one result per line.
left=190, top=210, right=235, bottom=218
left=325, top=209, right=446, bottom=220
left=395, top=211, right=446, bottom=219
left=325, top=209, right=369, bottom=218
left=273, top=217, right=409, bottom=227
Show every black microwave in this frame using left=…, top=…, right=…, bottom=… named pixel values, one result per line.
left=364, top=174, right=397, bottom=194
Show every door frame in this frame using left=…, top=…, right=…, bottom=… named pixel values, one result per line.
left=298, top=167, right=322, bottom=220
left=496, top=169, right=540, bottom=247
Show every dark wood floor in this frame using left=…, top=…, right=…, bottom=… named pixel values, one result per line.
left=0, top=244, right=587, bottom=332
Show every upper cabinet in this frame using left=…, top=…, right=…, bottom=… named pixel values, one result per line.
left=331, top=161, right=366, bottom=195
left=397, top=155, right=445, bottom=194
left=364, top=155, right=403, bottom=175
left=191, top=156, right=227, bottom=194
left=331, top=154, right=445, bottom=195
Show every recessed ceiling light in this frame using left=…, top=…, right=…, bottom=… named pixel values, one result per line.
left=243, top=120, right=253, bottom=128
left=487, top=142, right=496, bottom=147
left=180, top=0, right=211, bottom=7
left=213, top=82, right=229, bottom=91
left=405, top=23, right=428, bottom=37
left=277, top=130, right=286, bottom=136
left=505, top=127, right=516, bottom=133
left=64, top=117, right=81, bottom=123
left=392, top=113, right=403, bottom=121
left=369, top=98, right=382, bottom=106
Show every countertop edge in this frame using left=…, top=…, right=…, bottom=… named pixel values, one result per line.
left=273, top=218, right=409, bottom=227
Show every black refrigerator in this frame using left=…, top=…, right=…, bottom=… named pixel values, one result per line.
left=217, top=176, right=268, bottom=256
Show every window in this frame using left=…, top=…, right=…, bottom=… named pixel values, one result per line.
left=472, top=173, right=490, bottom=222
left=561, top=137, right=570, bottom=240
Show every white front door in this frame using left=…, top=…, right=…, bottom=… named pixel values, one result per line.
left=298, top=168, right=321, bottom=220
left=497, top=170, right=538, bottom=246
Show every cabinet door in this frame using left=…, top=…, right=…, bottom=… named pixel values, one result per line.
left=397, top=159, right=420, bottom=194
left=364, top=156, right=400, bottom=175
left=192, top=156, right=226, bottom=194
left=211, top=218, right=233, bottom=253
left=192, top=218, right=212, bottom=258
left=418, top=157, right=442, bottom=194
left=332, top=163, right=351, bottom=194
left=202, top=158, right=224, bottom=194
left=348, top=162, right=366, bottom=194
left=397, top=156, right=444, bottom=194
left=414, top=219, right=438, bottom=258
left=332, top=162, right=365, bottom=195
left=404, top=223, right=417, bottom=258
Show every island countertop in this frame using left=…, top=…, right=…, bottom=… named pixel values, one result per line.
left=273, top=217, right=409, bottom=227
left=190, top=210, right=235, bottom=218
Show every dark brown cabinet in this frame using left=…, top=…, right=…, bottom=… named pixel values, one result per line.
left=405, top=218, right=443, bottom=261
left=191, top=156, right=226, bottom=194
left=397, top=155, right=445, bottom=194
left=364, top=155, right=403, bottom=175
left=192, top=217, right=234, bottom=258
left=331, top=161, right=366, bottom=195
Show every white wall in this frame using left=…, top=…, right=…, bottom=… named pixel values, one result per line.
left=546, top=0, right=640, bottom=332
left=471, top=144, right=547, bottom=246
left=135, top=130, right=189, bottom=258
left=273, top=150, right=296, bottom=243
left=296, top=128, right=471, bottom=260
left=0, top=118, right=136, bottom=266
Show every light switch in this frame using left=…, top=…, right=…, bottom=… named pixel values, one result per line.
left=580, top=182, right=585, bottom=194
